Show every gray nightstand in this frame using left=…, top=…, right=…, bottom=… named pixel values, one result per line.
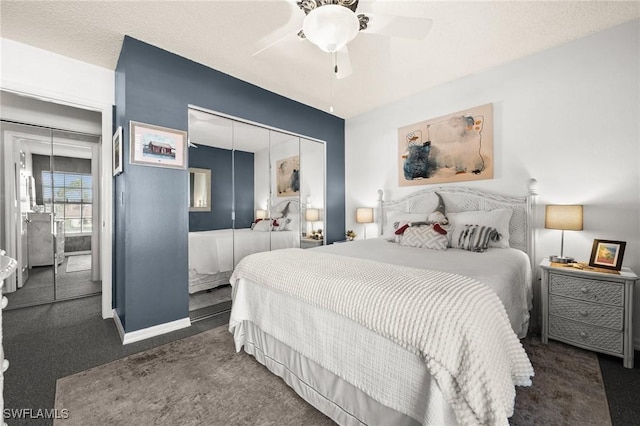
left=300, top=238, right=323, bottom=249
left=540, top=258, right=637, bottom=368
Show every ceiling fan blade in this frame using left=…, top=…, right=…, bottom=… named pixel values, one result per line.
left=253, top=0, right=304, bottom=56
left=363, top=13, right=433, bottom=40
left=254, top=31, right=301, bottom=56
left=335, top=47, right=352, bottom=80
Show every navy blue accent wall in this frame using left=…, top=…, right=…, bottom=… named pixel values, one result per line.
left=114, top=36, right=345, bottom=333
left=188, top=146, right=254, bottom=232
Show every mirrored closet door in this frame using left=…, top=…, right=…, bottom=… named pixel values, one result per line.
left=1, top=120, right=101, bottom=309
left=186, top=107, right=325, bottom=319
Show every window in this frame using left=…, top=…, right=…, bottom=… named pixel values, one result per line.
left=42, top=171, right=92, bottom=234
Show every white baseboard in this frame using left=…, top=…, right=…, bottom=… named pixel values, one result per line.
left=111, top=309, right=191, bottom=345
left=112, top=309, right=126, bottom=341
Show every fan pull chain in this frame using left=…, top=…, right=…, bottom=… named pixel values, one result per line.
left=329, top=52, right=336, bottom=113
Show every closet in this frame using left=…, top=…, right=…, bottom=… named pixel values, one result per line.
left=186, top=107, right=326, bottom=317
left=1, top=112, right=101, bottom=308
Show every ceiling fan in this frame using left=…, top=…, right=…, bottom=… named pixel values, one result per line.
left=254, top=0, right=433, bottom=79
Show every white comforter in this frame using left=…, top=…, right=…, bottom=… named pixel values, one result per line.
left=188, top=228, right=300, bottom=275
left=230, top=247, right=533, bottom=426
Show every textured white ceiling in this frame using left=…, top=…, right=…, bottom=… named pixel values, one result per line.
left=1, top=1, right=638, bottom=118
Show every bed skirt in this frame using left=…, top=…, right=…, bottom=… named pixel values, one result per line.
left=231, top=320, right=443, bottom=426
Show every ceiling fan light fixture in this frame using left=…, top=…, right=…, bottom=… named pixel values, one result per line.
left=302, top=4, right=359, bottom=53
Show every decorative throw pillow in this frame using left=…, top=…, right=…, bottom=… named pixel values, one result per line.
left=273, top=217, right=290, bottom=231
left=399, top=225, right=448, bottom=250
left=285, top=214, right=300, bottom=231
left=252, top=219, right=271, bottom=232
left=447, top=209, right=512, bottom=248
left=448, top=224, right=498, bottom=252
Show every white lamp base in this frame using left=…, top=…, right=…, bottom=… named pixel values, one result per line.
left=550, top=255, right=576, bottom=264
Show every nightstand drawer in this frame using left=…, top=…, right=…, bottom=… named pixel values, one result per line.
left=549, top=295, right=623, bottom=329
left=550, top=273, right=624, bottom=306
left=549, top=315, right=623, bottom=353
left=300, top=239, right=323, bottom=249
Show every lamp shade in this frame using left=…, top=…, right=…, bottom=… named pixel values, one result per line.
left=545, top=205, right=583, bottom=231
left=356, top=207, right=374, bottom=224
left=302, top=4, right=359, bottom=53
left=305, top=208, right=320, bottom=222
left=256, top=209, right=267, bottom=220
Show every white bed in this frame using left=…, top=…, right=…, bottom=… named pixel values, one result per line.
left=229, top=184, right=537, bottom=425
left=188, top=198, right=302, bottom=294
left=188, top=228, right=300, bottom=294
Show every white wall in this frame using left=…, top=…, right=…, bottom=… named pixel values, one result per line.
left=1, top=90, right=101, bottom=135
left=345, top=20, right=640, bottom=344
left=1, top=38, right=115, bottom=318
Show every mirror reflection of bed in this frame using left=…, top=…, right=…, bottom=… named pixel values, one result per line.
left=186, top=107, right=325, bottom=320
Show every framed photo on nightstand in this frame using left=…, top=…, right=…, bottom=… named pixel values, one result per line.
left=589, top=239, right=626, bottom=271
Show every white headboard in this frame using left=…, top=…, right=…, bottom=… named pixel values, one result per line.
left=378, top=179, right=538, bottom=262
left=271, top=197, right=301, bottom=217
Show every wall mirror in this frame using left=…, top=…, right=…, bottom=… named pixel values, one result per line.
left=188, top=167, right=211, bottom=212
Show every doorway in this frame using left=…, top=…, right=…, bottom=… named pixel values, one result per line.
left=1, top=120, right=102, bottom=308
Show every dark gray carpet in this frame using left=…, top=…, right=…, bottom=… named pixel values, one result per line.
left=5, top=256, right=100, bottom=308
left=189, top=285, right=232, bottom=311
left=3, top=295, right=230, bottom=426
left=598, top=351, right=640, bottom=426
left=4, top=294, right=639, bottom=425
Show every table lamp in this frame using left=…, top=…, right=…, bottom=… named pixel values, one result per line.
left=305, top=208, right=320, bottom=234
left=356, top=207, right=374, bottom=240
left=256, top=209, right=268, bottom=220
left=545, top=204, right=583, bottom=264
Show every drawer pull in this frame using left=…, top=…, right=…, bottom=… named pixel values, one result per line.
left=579, top=331, right=588, bottom=338
left=581, top=287, right=589, bottom=294
left=579, top=310, right=589, bottom=317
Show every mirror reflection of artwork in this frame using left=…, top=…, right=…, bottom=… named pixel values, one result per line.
left=276, top=155, right=300, bottom=197
left=398, top=103, right=493, bottom=186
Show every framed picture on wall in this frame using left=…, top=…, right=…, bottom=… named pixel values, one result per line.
left=397, top=103, right=493, bottom=186
left=129, top=121, right=187, bottom=169
left=588, top=239, right=626, bottom=271
left=275, top=155, right=300, bottom=197
left=112, top=126, right=123, bottom=176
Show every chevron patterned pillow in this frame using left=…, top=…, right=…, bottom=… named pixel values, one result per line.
left=399, top=225, right=448, bottom=250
